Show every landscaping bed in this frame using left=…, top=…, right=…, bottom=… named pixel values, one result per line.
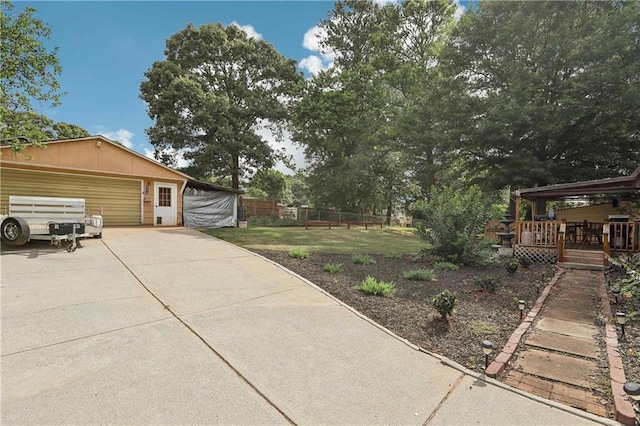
left=254, top=249, right=554, bottom=374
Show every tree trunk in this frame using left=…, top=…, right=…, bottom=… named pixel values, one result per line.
left=232, top=154, right=240, bottom=190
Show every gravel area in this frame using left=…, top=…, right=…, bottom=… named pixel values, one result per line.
left=254, top=249, right=554, bottom=374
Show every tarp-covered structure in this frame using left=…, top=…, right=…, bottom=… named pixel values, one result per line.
left=182, top=180, right=242, bottom=228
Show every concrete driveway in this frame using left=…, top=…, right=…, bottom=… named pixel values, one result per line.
left=1, top=227, right=612, bottom=425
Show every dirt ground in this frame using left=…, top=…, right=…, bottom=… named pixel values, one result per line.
left=254, top=249, right=554, bottom=374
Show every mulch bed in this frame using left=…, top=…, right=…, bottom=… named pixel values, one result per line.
left=254, top=249, right=554, bottom=374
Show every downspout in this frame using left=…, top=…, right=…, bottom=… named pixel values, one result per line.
left=180, top=180, right=188, bottom=227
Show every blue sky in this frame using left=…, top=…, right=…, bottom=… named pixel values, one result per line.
left=18, top=1, right=466, bottom=174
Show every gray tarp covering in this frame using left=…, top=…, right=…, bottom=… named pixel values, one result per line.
left=183, top=187, right=236, bottom=228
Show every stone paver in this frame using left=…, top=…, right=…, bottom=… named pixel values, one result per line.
left=513, top=348, right=598, bottom=388
left=536, top=317, right=600, bottom=340
left=525, top=330, right=600, bottom=359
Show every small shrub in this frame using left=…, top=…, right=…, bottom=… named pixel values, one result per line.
left=352, top=254, right=376, bottom=265
left=323, top=263, right=343, bottom=273
left=432, top=290, right=457, bottom=318
left=433, top=261, right=459, bottom=271
left=505, top=259, right=519, bottom=275
left=474, top=275, right=497, bottom=292
left=357, top=275, right=396, bottom=296
left=518, top=256, right=532, bottom=268
left=288, top=248, right=309, bottom=259
left=385, top=252, right=402, bottom=259
left=403, top=269, right=436, bottom=281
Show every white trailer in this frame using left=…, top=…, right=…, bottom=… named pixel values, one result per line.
left=0, top=196, right=103, bottom=252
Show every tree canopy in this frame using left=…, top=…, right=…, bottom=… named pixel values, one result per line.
left=1, top=1, right=64, bottom=150
left=440, top=0, right=640, bottom=190
left=140, top=23, right=303, bottom=189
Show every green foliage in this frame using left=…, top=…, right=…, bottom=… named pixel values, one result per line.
left=413, top=185, right=493, bottom=265
left=323, top=263, right=343, bottom=273
left=403, top=269, right=436, bottom=281
left=474, top=275, right=497, bottom=292
left=1, top=1, right=64, bottom=149
left=357, top=275, right=396, bottom=297
left=385, top=252, right=402, bottom=259
left=433, top=261, right=459, bottom=271
left=288, top=248, right=309, bottom=259
left=248, top=169, right=292, bottom=204
left=608, top=254, right=640, bottom=298
left=247, top=216, right=305, bottom=227
left=432, top=290, right=457, bottom=318
left=505, top=260, right=519, bottom=275
left=441, top=0, right=640, bottom=190
left=352, top=254, right=376, bottom=265
left=140, top=23, right=303, bottom=189
left=518, top=256, right=533, bottom=269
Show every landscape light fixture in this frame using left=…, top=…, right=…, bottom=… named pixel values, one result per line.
left=612, top=288, right=621, bottom=304
left=624, top=382, right=640, bottom=414
left=481, top=340, right=493, bottom=370
left=518, top=300, right=526, bottom=320
left=535, top=281, right=541, bottom=295
left=616, top=312, right=627, bottom=338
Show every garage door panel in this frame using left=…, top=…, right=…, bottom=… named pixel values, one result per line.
left=1, top=168, right=141, bottom=226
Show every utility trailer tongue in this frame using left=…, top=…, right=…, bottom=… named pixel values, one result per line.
left=1, top=196, right=103, bottom=252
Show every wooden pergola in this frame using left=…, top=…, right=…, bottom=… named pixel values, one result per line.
left=510, top=166, right=640, bottom=265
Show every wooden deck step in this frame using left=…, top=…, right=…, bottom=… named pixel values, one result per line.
left=560, top=249, right=605, bottom=269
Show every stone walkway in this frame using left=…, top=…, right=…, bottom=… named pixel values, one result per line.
left=504, top=270, right=609, bottom=417
left=487, top=267, right=637, bottom=424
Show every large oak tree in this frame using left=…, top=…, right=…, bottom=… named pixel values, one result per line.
left=441, top=0, right=640, bottom=190
left=140, top=23, right=302, bottom=189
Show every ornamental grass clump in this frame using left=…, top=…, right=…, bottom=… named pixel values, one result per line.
left=288, top=248, right=309, bottom=259
left=432, top=290, right=457, bottom=318
left=323, top=263, right=343, bottom=273
left=357, top=275, right=396, bottom=297
left=352, top=254, right=376, bottom=265
left=433, top=261, right=459, bottom=271
left=403, top=269, right=436, bottom=281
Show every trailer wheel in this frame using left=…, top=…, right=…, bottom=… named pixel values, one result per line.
left=1, top=217, right=30, bottom=246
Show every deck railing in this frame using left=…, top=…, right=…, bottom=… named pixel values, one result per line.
left=516, top=221, right=561, bottom=248
left=515, top=220, right=639, bottom=252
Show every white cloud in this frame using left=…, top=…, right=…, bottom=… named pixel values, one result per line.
left=230, top=21, right=263, bottom=40
left=372, top=0, right=399, bottom=6
left=253, top=121, right=307, bottom=174
left=98, top=128, right=134, bottom=149
left=300, top=25, right=336, bottom=77
left=454, top=0, right=466, bottom=20
left=144, top=147, right=191, bottom=169
left=299, top=55, right=326, bottom=77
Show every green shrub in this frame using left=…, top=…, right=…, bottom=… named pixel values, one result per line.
left=474, top=275, right=497, bottom=292
left=357, top=275, right=396, bottom=297
left=432, top=290, right=457, bottom=318
left=352, top=254, right=376, bottom=265
left=288, top=248, right=309, bottom=259
left=385, top=252, right=402, bottom=259
left=323, top=263, right=343, bottom=273
left=412, top=185, right=493, bottom=266
left=433, top=261, right=459, bottom=271
left=518, top=256, right=533, bottom=268
left=505, top=259, right=519, bottom=275
left=403, top=269, right=436, bottom=281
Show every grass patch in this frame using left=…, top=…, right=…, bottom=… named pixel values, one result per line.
left=288, top=248, right=309, bottom=259
left=357, top=275, right=396, bottom=297
left=403, top=269, right=436, bottom=281
left=433, top=261, right=459, bottom=271
left=352, top=254, right=376, bottom=265
left=468, top=320, right=499, bottom=335
left=323, top=263, right=343, bottom=273
left=202, top=227, right=426, bottom=254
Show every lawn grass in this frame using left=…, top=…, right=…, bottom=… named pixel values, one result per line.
left=202, top=226, right=426, bottom=254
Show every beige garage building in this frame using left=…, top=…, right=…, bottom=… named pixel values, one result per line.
left=0, top=136, right=190, bottom=226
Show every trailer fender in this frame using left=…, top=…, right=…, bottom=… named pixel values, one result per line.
left=1, top=217, right=31, bottom=246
